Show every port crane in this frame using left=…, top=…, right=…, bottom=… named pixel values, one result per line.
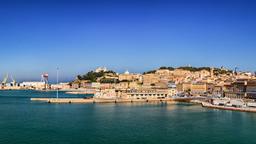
left=1, top=74, right=16, bottom=86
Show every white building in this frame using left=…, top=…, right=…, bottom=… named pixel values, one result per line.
left=124, top=70, right=130, bottom=75
left=126, top=89, right=169, bottom=100
left=20, top=82, right=46, bottom=89
left=51, top=83, right=71, bottom=90
left=95, top=67, right=108, bottom=73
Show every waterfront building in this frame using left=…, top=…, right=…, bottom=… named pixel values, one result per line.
left=20, top=81, right=47, bottom=90
left=80, top=81, right=92, bottom=88
left=190, top=83, right=207, bottom=95
left=91, top=82, right=101, bottom=88
left=71, top=83, right=80, bottom=89
left=94, top=88, right=172, bottom=100
left=125, top=89, right=169, bottom=100
left=212, top=85, right=223, bottom=96
left=246, top=80, right=256, bottom=98
left=51, top=83, right=71, bottom=90
left=177, top=83, right=191, bottom=92
left=94, top=89, right=117, bottom=99
left=224, top=79, right=256, bottom=99
left=177, top=82, right=213, bottom=96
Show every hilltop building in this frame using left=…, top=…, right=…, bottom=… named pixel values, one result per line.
left=118, top=71, right=141, bottom=82
left=95, top=67, right=108, bottom=73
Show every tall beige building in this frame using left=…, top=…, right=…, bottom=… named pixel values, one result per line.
left=142, top=74, right=160, bottom=86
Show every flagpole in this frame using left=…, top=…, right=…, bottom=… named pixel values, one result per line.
left=57, top=67, right=59, bottom=99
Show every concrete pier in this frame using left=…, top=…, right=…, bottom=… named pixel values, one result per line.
left=30, top=97, right=203, bottom=104
left=30, top=98, right=93, bottom=104
left=30, top=98, right=176, bottom=104
left=202, top=102, right=256, bottom=113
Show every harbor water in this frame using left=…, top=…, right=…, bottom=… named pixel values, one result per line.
left=0, top=90, right=256, bottom=144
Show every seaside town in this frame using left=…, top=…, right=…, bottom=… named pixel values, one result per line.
left=2, top=66, right=256, bottom=98
left=1, top=66, right=256, bottom=98
left=2, top=66, right=256, bottom=112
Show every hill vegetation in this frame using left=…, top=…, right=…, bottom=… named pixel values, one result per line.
left=177, top=66, right=211, bottom=72
left=76, top=70, right=117, bottom=82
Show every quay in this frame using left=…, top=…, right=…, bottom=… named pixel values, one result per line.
left=30, top=97, right=199, bottom=104
left=30, top=98, right=93, bottom=103
left=202, top=102, right=256, bottom=113
left=31, top=98, right=174, bottom=104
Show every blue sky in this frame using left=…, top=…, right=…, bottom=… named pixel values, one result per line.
left=0, top=0, right=256, bottom=82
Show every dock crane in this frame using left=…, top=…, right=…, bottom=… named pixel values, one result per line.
left=1, top=74, right=9, bottom=86
left=1, top=74, right=17, bottom=86
left=10, top=76, right=16, bottom=86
